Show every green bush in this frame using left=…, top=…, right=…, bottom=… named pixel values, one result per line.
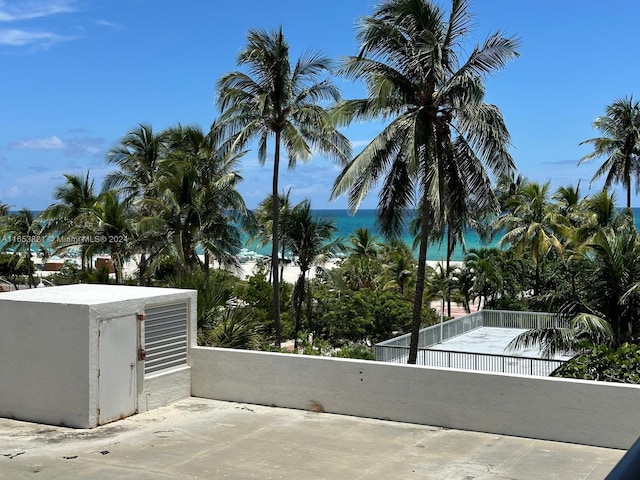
left=552, top=343, right=640, bottom=383
left=313, top=288, right=436, bottom=346
left=234, top=267, right=292, bottom=339
left=331, top=343, right=375, bottom=360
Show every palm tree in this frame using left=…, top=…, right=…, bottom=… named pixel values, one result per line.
left=0, top=201, right=9, bottom=217
left=197, top=160, right=250, bottom=273
left=508, top=313, right=614, bottom=359
left=348, top=227, right=380, bottom=259
left=139, top=125, right=250, bottom=278
left=553, top=184, right=582, bottom=225
left=40, top=172, right=97, bottom=271
left=104, top=124, right=164, bottom=202
left=464, top=247, right=504, bottom=310
left=1, top=209, right=46, bottom=288
left=104, top=124, right=165, bottom=284
left=495, top=180, right=564, bottom=295
left=85, top=191, right=135, bottom=284
left=286, top=199, right=342, bottom=348
left=381, top=241, right=415, bottom=295
left=147, top=153, right=203, bottom=272
left=252, top=190, right=293, bottom=283
left=510, top=228, right=640, bottom=357
left=211, top=27, right=351, bottom=346
left=579, top=96, right=640, bottom=208
left=331, top=0, right=518, bottom=363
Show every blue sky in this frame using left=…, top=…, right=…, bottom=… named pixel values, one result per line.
left=1, top=0, right=639, bottom=211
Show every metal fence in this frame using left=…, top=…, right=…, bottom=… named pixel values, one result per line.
left=374, top=310, right=568, bottom=376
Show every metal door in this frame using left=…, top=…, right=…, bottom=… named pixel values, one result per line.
left=98, top=315, right=137, bottom=424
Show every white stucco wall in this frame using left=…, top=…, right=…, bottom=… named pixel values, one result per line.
left=140, top=366, right=192, bottom=412
left=191, top=347, right=640, bottom=450
left=0, top=284, right=197, bottom=428
left=0, top=302, right=92, bottom=428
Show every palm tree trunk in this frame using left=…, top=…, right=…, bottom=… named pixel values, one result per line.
left=280, top=243, right=286, bottom=280
left=409, top=202, right=431, bottom=364
left=293, top=273, right=305, bottom=350
left=204, top=251, right=210, bottom=274
left=306, top=274, right=313, bottom=342
left=139, top=252, right=148, bottom=286
left=446, top=229, right=452, bottom=317
left=272, top=131, right=282, bottom=347
left=26, top=245, right=35, bottom=288
left=111, top=247, right=122, bottom=284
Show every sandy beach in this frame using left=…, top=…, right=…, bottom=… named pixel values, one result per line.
left=29, top=253, right=342, bottom=285
left=30, top=253, right=463, bottom=284
left=21, top=253, right=475, bottom=317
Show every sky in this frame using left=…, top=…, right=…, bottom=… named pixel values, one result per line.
left=1, top=0, right=640, bottom=211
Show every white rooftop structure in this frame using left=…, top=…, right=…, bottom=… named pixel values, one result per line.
left=0, top=284, right=197, bottom=428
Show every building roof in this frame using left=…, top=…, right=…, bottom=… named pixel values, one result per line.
left=0, top=397, right=622, bottom=479
left=0, top=283, right=194, bottom=305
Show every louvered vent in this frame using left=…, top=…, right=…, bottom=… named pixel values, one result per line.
left=144, top=302, right=188, bottom=375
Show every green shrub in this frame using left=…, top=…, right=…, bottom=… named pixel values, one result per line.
left=552, top=343, right=640, bottom=383
left=331, top=343, right=375, bottom=360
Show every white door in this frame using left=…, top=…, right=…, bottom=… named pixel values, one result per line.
left=98, top=315, right=137, bottom=424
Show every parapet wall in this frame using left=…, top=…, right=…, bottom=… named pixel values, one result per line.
left=191, top=346, right=640, bottom=450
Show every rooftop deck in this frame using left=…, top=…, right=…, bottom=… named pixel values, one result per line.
left=0, top=397, right=623, bottom=479
left=376, top=310, right=571, bottom=376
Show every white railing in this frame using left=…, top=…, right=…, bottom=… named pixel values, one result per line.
left=374, top=310, right=568, bottom=376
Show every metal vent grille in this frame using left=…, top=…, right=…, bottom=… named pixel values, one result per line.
left=144, top=302, right=188, bottom=375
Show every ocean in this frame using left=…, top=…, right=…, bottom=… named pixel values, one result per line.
left=248, top=209, right=493, bottom=262
left=6, top=208, right=640, bottom=263
left=249, top=207, right=640, bottom=261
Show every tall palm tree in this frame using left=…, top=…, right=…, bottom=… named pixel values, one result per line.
left=464, top=247, right=504, bottom=310
left=198, top=158, right=250, bottom=273
left=579, top=96, right=640, bottom=209
left=145, top=125, right=250, bottom=276
left=104, top=124, right=165, bottom=284
left=330, top=0, right=519, bottom=363
left=148, top=154, right=203, bottom=272
left=495, top=180, right=564, bottom=295
left=40, top=172, right=97, bottom=271
left=252, top=190, right=293, bottom=282
left=1, top=209, right=46, bottom=288
left=104, top=124, right=164, bottom=202
left=211, top=27, right=351, bottom=346
left=510, top=227, right=640, bottom=357
left=85, top=191, right=135, bottom=284
left=286, top=199, right=342, bottom=348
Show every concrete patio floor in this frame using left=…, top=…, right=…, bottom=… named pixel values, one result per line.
left=0, top=397, right=623, bottom=479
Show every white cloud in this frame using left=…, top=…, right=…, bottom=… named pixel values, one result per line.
left=0, top=185, right=19, bottom=199
left=10, top=135, right=66, bottom=150
left=0, top=28, right=74, bottom=47
left=0, top=1, right=77, bottom=22
left=95, top=19, right=122, bottom=29
left=9, top=135, right=106, bottom=158
left=0, top=1, right=79, bottom=49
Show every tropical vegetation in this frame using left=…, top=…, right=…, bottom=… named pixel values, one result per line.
left=1, top=0, right=640, bottom=382
left=330, top=0, right=519, bottom=363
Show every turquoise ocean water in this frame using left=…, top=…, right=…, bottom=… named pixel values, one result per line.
left=249, top=209, right=494, bottom=262
left=249, top=207, right=640, bottom=262
left=6, top=208, right=640, bottom=263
